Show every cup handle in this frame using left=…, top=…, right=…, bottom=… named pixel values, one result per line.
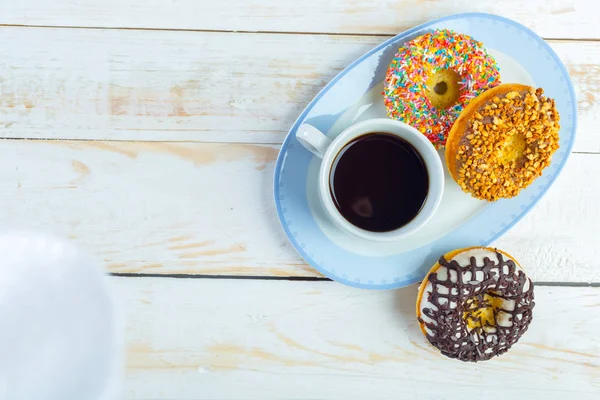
left=296, top=124, right=332, bottom=159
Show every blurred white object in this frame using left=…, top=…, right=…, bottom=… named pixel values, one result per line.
left=0, top=232, right=121, bottom=400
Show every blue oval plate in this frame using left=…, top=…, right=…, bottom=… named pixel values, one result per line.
left=274, top=12, right=576, bottom=290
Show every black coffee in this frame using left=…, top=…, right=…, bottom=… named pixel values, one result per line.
left=330, top=133, right=429, bottom=232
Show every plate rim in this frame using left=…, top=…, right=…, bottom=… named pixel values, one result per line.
left=273, top=12, right=577, bottom=290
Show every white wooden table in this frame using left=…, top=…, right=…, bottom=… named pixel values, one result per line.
left=1, top=1, right=599, bottom=398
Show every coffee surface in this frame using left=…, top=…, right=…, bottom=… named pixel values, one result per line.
left=330, top=133, right=429, bottom=232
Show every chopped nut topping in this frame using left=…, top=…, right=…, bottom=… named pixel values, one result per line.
left=455, top=88, right=560, bottom=201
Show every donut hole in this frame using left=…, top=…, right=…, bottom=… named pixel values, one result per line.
left=497, top=130, right=527, bottom=164
left=427, top=69, right=461, bottom=109
left=433, top=81, right=448, bottom=95
left=462, top=293, right=504, bottom=332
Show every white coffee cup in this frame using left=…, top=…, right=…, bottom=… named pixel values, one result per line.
left=296, top=118, right=444, bottom=242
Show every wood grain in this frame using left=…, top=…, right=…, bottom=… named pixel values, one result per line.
left=0, top=27, right=598, bottom=152
left=117, top=277, right=600, bottom=399
left=0, top=139, right=597, bottom=282
left=0, top=0, right=597, bottom=39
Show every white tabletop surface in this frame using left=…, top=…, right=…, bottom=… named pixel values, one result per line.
left=0, top=1, right=599, bottom=399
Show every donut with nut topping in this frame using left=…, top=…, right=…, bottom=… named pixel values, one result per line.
left=445, top=83, right=560, bottom=201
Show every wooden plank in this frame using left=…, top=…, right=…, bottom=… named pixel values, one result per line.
left=0, top=28, right=598, bottom=152
left=117, top=277, right=600, bottom=399
left=0, top=0, right=597, bottom=39
left=0, top=139, right=598, bottom=283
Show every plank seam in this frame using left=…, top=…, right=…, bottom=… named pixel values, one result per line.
left=110, top=273, right=330, bottom=281
left=0, top=137, right=282, bottom=146
left=1, top=23, right=599, bottom=41
left=110, top=273, right=600, bottom=286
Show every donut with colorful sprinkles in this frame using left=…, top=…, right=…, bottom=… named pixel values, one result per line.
left=384, top=29, right=501, bottom=149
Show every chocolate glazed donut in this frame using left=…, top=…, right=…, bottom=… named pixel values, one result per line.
left=416, top=247, right=534, bottom=362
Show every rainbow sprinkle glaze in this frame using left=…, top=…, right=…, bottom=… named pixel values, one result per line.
left=384, top=29, right=501, bottom=149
